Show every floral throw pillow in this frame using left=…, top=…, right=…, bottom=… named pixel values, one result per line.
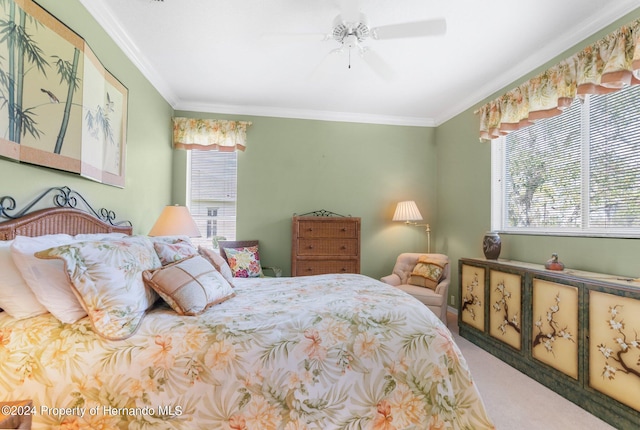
left=153, top=239, right=198, bottom=266
left=408, top=256, right=445, bottom=290
left=222, top=245, right=263, bottom=278
left=36, top=236, right=162, bottom=340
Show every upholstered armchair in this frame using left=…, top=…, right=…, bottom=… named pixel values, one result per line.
left=380, top=253, right=450, bottom=325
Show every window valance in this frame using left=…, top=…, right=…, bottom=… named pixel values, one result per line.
left=172, top=117, right=252, bottom=151
left=477, top=18, right=640, bottom=142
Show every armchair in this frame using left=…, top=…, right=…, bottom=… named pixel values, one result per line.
left=380, top=253, right=450, bottom=324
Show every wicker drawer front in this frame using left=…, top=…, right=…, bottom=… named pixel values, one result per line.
left=294, top=260, right=358, bottom=276
left=297, top=239, right=358, bottom=256
left=292, top=215, right=360, bottom=277
left=297, top=221, right=357, bottom=238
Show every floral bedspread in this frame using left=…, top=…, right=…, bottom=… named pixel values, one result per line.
left=0, top=274, right=494, bottom=429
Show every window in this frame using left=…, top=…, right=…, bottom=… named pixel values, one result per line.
left=188, top=150, right=237, bottom=248
left=492, top=84, right=640, bottom=237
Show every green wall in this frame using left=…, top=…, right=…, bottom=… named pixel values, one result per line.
left=0, top=0, right=173, bottom=234
left=437, top=7, right=640, bottom=307
left=7, top=1, right=640, bottom=309
left=174, top=111, right=437, bottom=280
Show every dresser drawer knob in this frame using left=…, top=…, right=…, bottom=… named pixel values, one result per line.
left=341, top=227, right=347, bottom=231
left=341, top=245, right=347, bottom=249
left=340, top=268, right=347, bottom=272
left=308, top=245, right=314, bottom=249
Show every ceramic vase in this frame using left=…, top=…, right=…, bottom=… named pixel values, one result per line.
left=482, top=231, right=501, bottom=260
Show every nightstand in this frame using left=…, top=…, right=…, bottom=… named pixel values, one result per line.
left=0, top=400, right=33, bottom=429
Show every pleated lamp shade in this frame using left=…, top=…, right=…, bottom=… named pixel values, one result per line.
left=149, top=205, right=202, bottom=237
left=392, top=201, right=423, bottom=222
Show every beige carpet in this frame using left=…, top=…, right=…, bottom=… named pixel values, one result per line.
left=447, top=312, right=615, bottom=430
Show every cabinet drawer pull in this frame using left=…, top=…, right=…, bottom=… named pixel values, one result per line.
left=341, top=227, right=347, bottom=231
left=341, top=245, right=347, bottom=250
left=308, top=245, right=314, bottom=249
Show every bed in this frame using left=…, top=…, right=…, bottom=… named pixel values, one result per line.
left=0, top=188, right=494, bottom=429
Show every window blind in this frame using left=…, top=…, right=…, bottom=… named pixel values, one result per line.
left=589, top=86, right=640, bottom=229
left=505, top=99, right=582, bottom=229
left=188, top=150, right=237, bottom=247
left=496, top=82, right=640, bottom=236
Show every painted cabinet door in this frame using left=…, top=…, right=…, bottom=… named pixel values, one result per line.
left=531, top=278, right=579, bottom=380
left=588, top=290, right=640, bottom=412
left=489, top=270, right=522, bottom=350
left=460, top=264, right=485, bottom=331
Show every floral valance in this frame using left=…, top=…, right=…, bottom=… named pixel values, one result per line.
left=172, top=117, right=252, bottom=151
left=477, top=18, right=640, bottom=142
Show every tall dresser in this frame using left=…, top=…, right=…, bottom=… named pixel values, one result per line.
left=291, top=213, right=361, bottom=277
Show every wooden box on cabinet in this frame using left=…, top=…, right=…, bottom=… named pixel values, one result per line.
left=291, top=215, right=360, bottom=277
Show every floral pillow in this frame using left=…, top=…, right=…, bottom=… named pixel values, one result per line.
left=222, top=245, right=263, bottom=278
left=36, top=236, right=162, bottom=340
left=143, top=255, right=235, bottom=315
left=408, top=256, right=445, bottom=290
left=153, top=239, right=198, bottom=266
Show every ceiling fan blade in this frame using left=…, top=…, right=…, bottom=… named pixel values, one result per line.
left=338, top=0, right=360, bottom=24
left=372, top=18, right=446, bottom=40
left=262, top=32, right=330, bottom=42
left=359, top=47, right=395, bottom=81
left=310, top=47, right=345, bottom=80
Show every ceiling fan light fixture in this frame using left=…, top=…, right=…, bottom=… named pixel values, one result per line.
left=332, top=14, right=370, bottom=45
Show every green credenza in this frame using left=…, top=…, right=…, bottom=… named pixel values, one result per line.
left=459, top=258, right=640, bottom=430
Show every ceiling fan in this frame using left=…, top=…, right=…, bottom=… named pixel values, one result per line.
left=277, top=1, right=447, bottom=80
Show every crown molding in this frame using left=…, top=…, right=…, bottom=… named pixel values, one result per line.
left=78, top=0, right=179, bottom=107
left=174, top=101, right=436, bottom=127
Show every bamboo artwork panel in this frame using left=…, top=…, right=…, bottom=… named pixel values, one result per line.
left=0, top=0, right=127, bottom=187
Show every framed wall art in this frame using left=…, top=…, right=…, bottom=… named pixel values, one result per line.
left=0, top=0, right=127, bottom=187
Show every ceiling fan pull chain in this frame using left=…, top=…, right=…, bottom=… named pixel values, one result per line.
left=348, top=48, right=351, bottom=69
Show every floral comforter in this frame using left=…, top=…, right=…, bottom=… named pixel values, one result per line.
left=0, top=274, right=494, bottom=429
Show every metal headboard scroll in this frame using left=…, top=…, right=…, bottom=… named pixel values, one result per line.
left=0, top=186, right=132, bottom=226
left=294, top=209, right=351, bottom=217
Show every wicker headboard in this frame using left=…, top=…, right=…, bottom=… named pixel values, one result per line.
left=0, top=187, right=132, bottom=240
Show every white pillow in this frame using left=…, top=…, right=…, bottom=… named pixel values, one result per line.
left=73, top=232, right=128, bottom=241
left=0, top=240, right=48, bottom=319
left=10, top=234, right=87, bottom=323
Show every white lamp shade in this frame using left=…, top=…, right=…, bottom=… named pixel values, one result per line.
left=392, top=201, right=423, bottom=222
left=149, top=205, right=202, bottom=237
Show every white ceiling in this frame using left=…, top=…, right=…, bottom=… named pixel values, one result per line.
left=79, top=0, right=640, bottom=127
